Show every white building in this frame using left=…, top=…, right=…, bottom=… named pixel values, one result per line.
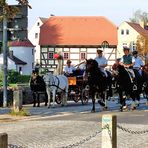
left=28, top=17, right=48, bottom=64
left=5, top=40, right=35, bottom=75
left=117, top=21, right=148, bottom=58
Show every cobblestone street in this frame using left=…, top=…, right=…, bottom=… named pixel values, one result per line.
left=0, top=100, right=148, bottom=148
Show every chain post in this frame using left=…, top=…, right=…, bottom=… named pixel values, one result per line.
left=102, top=114, right=117, bottom=148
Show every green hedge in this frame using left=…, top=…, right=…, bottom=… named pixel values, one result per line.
left=0, top=70, right=30, bottom=85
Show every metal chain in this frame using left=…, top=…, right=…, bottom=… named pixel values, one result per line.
left=62, top=124, right=109, bottom=148
left=117, top=124, right=148, bottom=134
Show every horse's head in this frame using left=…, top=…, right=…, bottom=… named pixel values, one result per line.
left=86, top=59, right=98, bottom=72
left=43, top=72, right=53, bottom=86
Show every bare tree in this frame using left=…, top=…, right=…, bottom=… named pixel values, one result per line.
left=130, top=9, right=148, bottom=25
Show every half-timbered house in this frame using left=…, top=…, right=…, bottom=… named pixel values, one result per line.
left=39, top=16, right=118, bottom=71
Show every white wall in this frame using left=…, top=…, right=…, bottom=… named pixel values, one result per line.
left=0, top=54, right=16, bottom=70
left=28, top=18, right=44, bottom=64
left=9, top=46, right=34, bottom=75
left=117, top=22, right=139, bottom=58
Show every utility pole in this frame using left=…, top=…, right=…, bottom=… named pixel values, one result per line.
left=2, top=2, right=8, bottom=107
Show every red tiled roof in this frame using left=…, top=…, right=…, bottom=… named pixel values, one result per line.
left=39, top=16, right=117, bottom=46
left=126, top=22, right=148, bottom=37
left=9, top=41, right=35, bottom=47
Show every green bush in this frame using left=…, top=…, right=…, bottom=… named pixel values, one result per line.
left=8, top=70, right=19, bottom=83
left=17, top=75, right=30, bottom=83
left=0, top=70, right=30, bottom=84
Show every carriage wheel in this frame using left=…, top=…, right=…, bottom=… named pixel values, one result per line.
left=73, top=94, right=80, bottom=103
left=81, top=89, right=89, bottom=105
left=55, top=93, right=62, bottom=104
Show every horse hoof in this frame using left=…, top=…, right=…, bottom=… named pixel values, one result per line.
left=45, top=103, right=47, bottom=106
left=91, top=110, right=95, bottom=113
left=33, top=105, right=36, bottom=107
left=131, top=107, right=136, bottom=111
left=103, top=107, right=108, bottom=110
left=37, top=105, right=40, bottom=107
left=98, top=100, right=105, bottom=107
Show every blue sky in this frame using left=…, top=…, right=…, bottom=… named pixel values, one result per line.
left=8, top=0, right=148, bottom=29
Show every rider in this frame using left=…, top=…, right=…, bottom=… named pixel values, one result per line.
left=119, top=47, right=135, bottom=82
left=64, top=59, right=76, bottom=76
left=112, top=58, right=121, bottom=71
left=95, top=49, right=108, bottom=77
left=132, top=50, right=144, bottom=76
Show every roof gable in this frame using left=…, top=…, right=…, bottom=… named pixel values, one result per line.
left=9, top=40, right=35, bottom=47
left=126, top=22, right=148, bottom=37
left=39, top=16, right=117, bottom=46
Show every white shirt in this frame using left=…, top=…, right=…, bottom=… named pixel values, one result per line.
left=133, top=56, right=144, bottom=68
left=95, top=56, right=107, bottom=70
left=64, top=65, right=76, bottom=74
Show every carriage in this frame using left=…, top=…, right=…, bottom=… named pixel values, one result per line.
left=67, top=75, right=89, bottom=104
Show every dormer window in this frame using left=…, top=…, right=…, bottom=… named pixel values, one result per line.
left=126, top=29, right=129, bottom=35
left=121, top=29, right=124, bottom=35
left=101, top=41, right=109, bottom=48
left=37, top=22, right=40, bottom=26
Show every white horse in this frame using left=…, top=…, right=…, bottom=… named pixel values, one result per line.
left=43, top=73, right=69, bottom=108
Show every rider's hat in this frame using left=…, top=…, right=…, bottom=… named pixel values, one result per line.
left=132, top=50, right=138, bottom=55
left=123, top=46, right=130, bottom=51
left=97, top=49, right=103, bottom=53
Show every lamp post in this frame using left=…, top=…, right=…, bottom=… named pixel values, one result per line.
left=2, top=4, right=8, bottom=107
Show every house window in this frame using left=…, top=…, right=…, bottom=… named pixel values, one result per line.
left=64, top=53, right=69, bottom=59
left=131, top=42, right=136, bottom=51
left=32, top=49, right=34, bottom=55
left=80, top=52, right=86, bottom=60
left=121, top=29, right=124, bottom=35
left=48, top=52, right=54, bottom=59
left=35, top=33, right=38, bottom=38
left=126, top=29, right=129, bottom=35
left=37, top=22, right=40, bottom=26
left=19, top=67, right=22, bottom=75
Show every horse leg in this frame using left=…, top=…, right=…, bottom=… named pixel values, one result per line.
left=91, top=93, right=96, bottom=112
left=52, top=89, right=56, bottom=107
left=46, top=87, right=51, bottom=108
left=98, top=92, right=105, bottom=108
left=37, top=93, right=40, bottom=107
left=119, top=91, right=127, bottom=111
left=33, top=91, right=36, bottom=107
left=131, top=93, right=136, bottom=110
left=62, top=88, right=68, bottom=106
left=45, top=92, right=48, bottom=106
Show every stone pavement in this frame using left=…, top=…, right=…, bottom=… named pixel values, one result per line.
left=0, top=99, right=148, bottom=148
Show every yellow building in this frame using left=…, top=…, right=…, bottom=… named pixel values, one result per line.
left=117, top=21, right=148, bottom=58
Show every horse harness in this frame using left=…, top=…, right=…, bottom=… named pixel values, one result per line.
left=47, top=76, right=67, bottom=92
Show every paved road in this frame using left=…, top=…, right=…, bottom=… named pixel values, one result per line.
left=0, top=99, right=148, bottom=148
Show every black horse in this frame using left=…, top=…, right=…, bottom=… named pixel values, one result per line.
left=141, top=64, right=148, bottom=104
left=85, top=59, right=109, bottom=112
left=115, top=65, right=141, bottom=111
left=29, top=73, right=48, bottom=107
